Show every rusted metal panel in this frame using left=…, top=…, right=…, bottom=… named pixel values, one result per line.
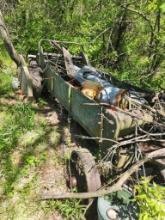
left=44, top=67, right=120, bottom=143
left=103, top=108, right=153, bottom=139
left=71, top=89, right=101, bottom=138
left=102, top=109, right=118, bottom=150
left=44, top=64, right=54, bottom=94
left=45, top=64, right=102, bottom=138
left=42, top=62, right=153, bottom=151
left=52, top=70, right=71, bottom=110
left=39, top=47, right=153, bottom=152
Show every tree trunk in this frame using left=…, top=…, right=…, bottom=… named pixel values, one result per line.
left=0, top=10, right=21, bottom=66
left=0, top=10, right=33, bottom=97
left=106, top=5, right=128, bottom=68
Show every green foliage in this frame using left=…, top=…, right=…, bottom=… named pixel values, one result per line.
left=0, top=65, right=86, bottom=219
left=0, top=68, right=13, bottom=96
left=37, top=97, right=47, bottom=107
left=0, top=103, right=35, bottom=193
left=3, top=0, right=164, bottom=90
left=43, top=199, right=86, bottom=220
left=134, top=178, right=165, bottom=220
left=9, top=103, right=35, bottom=130
left=0, top=103, right=35, bottom=151
left=0, top=45, right=17, bottom=96
left=160, top=3, right=165, bottom=12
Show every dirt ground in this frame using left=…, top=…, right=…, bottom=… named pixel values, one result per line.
left=0, top=92, right=90, bottom=220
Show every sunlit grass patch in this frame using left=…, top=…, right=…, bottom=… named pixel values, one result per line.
left=42, top=199, right=86, bottom=220
left=0, top=104, right=35, bottom=153
left=48, top=129, right=61, bottom=147
left=19, top=130, right=44, bottom=147
left=34, top=113, right=48, bottom=127
left=0, top=103, right=35, bottom=193
left=0, top=69, right=13, bottom=96
left=33, top=142, right=48, bottom=154
left=0, top=111, right=10, bottom=129
left=0, top=48, right=16, bottom=97
left=0, top=99, right=62, bottom=199
left=0, top=62, right=86, bottom=219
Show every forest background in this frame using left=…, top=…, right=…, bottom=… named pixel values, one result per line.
left=0, top=1, right=165, bottom=219
left=0, top=0, right=165, bottom=90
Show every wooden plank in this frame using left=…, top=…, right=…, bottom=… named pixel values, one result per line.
left=62, top=47, right=76, bottom=78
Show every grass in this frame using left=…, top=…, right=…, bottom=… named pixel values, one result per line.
left=0, top=102, right=36, bottom=193
left=42, top=199, right=86, bottom=220
left=0, top=51, right=85, bottom=219
left=0, top=45, right=16, bottom=97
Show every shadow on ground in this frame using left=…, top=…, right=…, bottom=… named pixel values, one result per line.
left=0, top=94, right=98, bottom=220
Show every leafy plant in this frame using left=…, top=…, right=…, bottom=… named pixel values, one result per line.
left=8, top=103, right=35, bottom=130
left=2, top=0, right=165, bottom=91
left=134, top=178, right=165, bottom=220
left=43, top=199, right=86, bottom=220
left=0, top=71, right=12, bottom=96
left=0, top=103, right=34, bottom=151
left=0, top=103, right=35, bottom=193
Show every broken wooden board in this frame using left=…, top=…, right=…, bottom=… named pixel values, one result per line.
left=62, top=47, right=76, bottom=78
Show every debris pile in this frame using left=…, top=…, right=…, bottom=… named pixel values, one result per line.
left=29, top=41, right=165, bottom=186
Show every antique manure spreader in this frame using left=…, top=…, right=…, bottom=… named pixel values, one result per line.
left=28, top=39, right=164, bottom=219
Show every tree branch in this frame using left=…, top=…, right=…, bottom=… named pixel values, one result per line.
left=0, top=10, right=21, bottom=66
left=125, top=7, right=154, bottom=34
left=0, top=9, right=33, bottom=97
left=41, top=148, right=165, bottom=200
left=123, top=6, right=155, bottom=52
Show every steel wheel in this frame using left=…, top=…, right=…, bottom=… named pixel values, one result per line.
left=68, top=148, right=101, bottom=192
